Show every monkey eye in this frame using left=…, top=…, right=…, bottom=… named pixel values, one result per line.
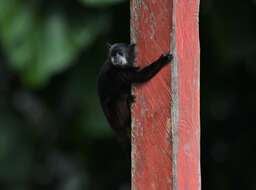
left=117, top=51, right=124, bottom=56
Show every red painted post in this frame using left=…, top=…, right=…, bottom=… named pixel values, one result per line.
left=130, top=0, right=200, bottom=189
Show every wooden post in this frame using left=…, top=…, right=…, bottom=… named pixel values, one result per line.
left=130, top=0, right=200, bottom=189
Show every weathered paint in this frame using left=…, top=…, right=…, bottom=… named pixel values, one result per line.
left=175, top=0, right=201, bottom=189
left=131, top=0, right=200, bottom=189
left=130, top=0, right=172, bottom=189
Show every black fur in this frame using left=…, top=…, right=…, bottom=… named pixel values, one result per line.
left=97, top=43, right=173, bottom=145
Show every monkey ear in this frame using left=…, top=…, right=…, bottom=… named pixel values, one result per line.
left=129, top=43, right=136, bottom=49
left=129, top=43, right=136, bottom=53
left=106, top=42, right=112, bottom=49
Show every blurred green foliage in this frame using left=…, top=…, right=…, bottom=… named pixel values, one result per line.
left=0, top=0, right=114, bottom=87
left=80, top=0, right=125, bottom=7
left=0, top=0, right=130, bottom=190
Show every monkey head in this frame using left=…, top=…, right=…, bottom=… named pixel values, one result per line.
left=107, top=43, right=136, bottom=68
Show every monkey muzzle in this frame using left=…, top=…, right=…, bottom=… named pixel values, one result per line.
left=111, top=54, right=127, bottom=67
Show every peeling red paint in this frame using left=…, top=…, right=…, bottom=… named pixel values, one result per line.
left=131, top=0, right=200, bottom=189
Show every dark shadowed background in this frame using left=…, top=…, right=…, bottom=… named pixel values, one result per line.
left=0, top=0, right=255, bottom=190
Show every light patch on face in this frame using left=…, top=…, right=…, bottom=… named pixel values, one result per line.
left=111, top=54, right=128, bottom=66
left=111, top=57, right=115, bottom=64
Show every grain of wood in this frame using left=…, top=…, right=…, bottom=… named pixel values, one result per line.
left=131, top=0, right=200, bottom=189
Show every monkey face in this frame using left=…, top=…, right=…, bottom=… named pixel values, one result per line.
left=108, top=43, right=136, bottom=68
left=111, top=49, right=128, bottom=66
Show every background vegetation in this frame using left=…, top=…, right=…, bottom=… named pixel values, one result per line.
left=0, top=0, right=255, bottom=190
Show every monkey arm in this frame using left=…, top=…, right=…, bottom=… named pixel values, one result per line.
left=123, top=53, right=173, bottom=83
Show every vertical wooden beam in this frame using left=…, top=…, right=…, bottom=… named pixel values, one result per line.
left=130, top=0, right=200, bottom=189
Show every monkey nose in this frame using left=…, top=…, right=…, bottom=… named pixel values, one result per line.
left=117, top=52, right=124, bottom=56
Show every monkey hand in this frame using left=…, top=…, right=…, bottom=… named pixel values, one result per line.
left=159, top=53, right=173, bottom=65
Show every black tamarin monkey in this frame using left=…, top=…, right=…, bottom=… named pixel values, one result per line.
left=97, top=43, right=173, bottom=146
